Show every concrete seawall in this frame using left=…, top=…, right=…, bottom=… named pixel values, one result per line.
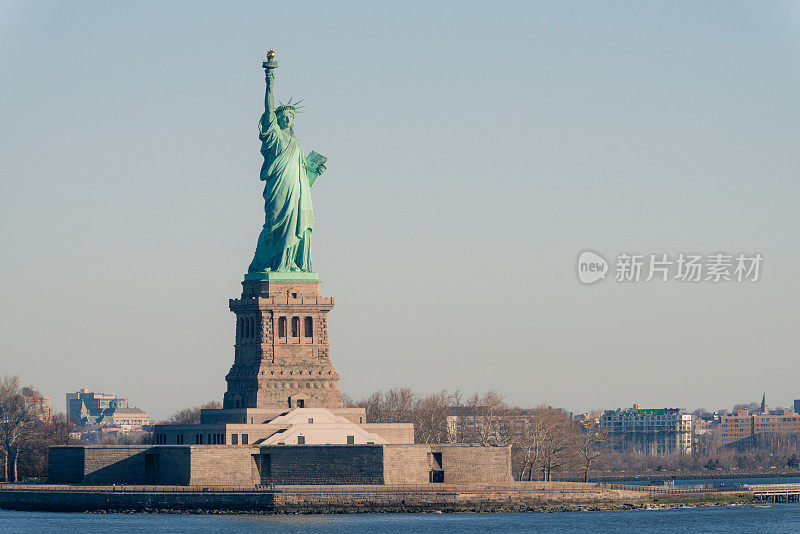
left=0, top=482, right=746, bottom=514
left=0, top=488, right=275, bottom=513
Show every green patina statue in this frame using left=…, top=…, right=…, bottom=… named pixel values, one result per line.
left=247, top=50, right=326, bottom=277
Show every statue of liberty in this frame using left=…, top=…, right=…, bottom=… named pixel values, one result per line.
left=248, top=50, right=326, bottom=275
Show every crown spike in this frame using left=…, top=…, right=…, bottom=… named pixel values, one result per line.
left=275, top=96, right=305, bottom=115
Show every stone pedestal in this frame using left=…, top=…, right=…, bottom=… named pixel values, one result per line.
left=223, top=277, right=342, bottom=410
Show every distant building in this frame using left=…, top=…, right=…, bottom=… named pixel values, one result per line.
left=66, top=388, right=149, bottom=428
left=21, top=387, right=51, bottom=422
left=692, top=412, right=720, bottom=436
left=601, top=405, right=693, bottom=456
left=720, top=394, right=800, bottom=446
left=101, top=407, right=150, bottom=428
left=446, top=406, right=541, bottom=443
left=794, top=399, right=800, bottom=414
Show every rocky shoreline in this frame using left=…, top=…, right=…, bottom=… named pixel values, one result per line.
left=20, top=500, right=756, bottom=515
left=0, top=483, right=757, bottom=515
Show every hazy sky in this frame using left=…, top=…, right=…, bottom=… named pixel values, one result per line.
left=1, top=2, right=798, bottom=420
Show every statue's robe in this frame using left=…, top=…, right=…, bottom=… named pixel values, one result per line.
left=248, top=114, right=314, bottom=272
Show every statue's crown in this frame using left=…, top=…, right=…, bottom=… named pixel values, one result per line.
left=275, top=97, right=304, bottom=115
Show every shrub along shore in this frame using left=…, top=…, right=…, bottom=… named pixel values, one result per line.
left=564, top=468, right=800, bottom=483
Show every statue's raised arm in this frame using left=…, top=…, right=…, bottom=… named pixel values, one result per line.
left=263, top=50, right=276, bottom=125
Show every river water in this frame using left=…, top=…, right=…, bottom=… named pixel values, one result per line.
left=1, top=505, right=798, bottom=533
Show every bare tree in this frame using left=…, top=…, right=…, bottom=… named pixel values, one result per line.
left=509, top=411, right=544, bottom=480
left=352, top=388, right=419, bottom=424
left=414, top=391, right=452, bottom=444
left=0, top=376, right=38, bottom=482
left=346, top=388, right=453, bottom=443
left=447, top=390, right=473, bottom=443
left=341, top=392, right=357, bottom=408
left=383, top=388, right=418, bottom=424
left=159, top=401, right=222, bottom=425
left=572, top=414, right=608, bottom=482
left=526, top=405, right=574, bottom=481
left=460, top=391, right=511, bottom=445
left=17, top=413, right=77, bottom=478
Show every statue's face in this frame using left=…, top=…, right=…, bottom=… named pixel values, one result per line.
left=277, top=111, right=294, bottom=130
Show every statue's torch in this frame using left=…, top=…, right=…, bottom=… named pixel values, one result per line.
left=262, top=49, right=278, bottom=71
